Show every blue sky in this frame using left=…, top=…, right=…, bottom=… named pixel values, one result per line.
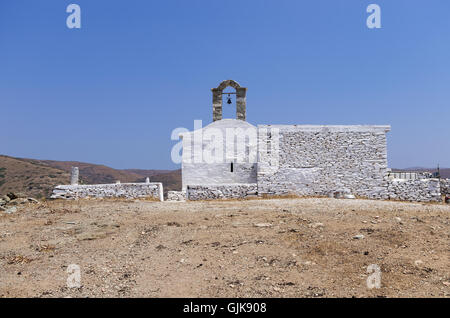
left=0, top=0, right=449, bottom=169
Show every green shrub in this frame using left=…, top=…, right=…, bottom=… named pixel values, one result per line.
left=0, top=167, right=6, bottom=179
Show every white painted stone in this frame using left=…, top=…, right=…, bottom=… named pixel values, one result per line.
left=180, top=119, right=257, bottom=190
left=51, top=182, right=164, bottom=201
left=70, top=167, right=79, bottom=185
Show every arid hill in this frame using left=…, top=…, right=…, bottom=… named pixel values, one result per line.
left=0, top=155, right=181, bottom=198
left=36, top=161, right=181, bottom=194
left=30, top=159, right=152, bottom=184
left=0, top=155, right=70, bottom=199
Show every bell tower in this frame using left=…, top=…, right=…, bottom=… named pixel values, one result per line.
left=211, top=80, right=247, bottom=121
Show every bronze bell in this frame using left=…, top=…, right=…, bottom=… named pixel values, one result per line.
left=227, top=94, right=232, bottom=104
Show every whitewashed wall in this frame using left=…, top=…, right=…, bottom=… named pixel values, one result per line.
left=180, top=119, right=258, bottom=189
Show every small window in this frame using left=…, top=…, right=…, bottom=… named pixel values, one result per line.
left=230, top=162, right=234, bottom=172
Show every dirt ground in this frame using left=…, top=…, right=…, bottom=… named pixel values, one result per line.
left=0, top=197, right=449, bottom=298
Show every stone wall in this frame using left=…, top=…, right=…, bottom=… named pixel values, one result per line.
left=257, top=125, right=391, bottom=199
left=186, top=184, right=257, bottom=201
left=167, top=190, right=186, bottom=201
left=440, top=179, right=450, bottom=196
left=387, top=179, right=441, bottom=202
left=51, top=183, right=164, bottom=201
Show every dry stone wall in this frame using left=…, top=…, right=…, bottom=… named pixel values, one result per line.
left=440, top=179, right=449, bottom=196
left=51, top=183, right=164, bottom=201
left=257, top=125, right=391, bottom=199
left=167, top=190, right=186, bottom=201
left=386, top=179, right=441, bottom=202
left=186, top=184, right=257, bottom=200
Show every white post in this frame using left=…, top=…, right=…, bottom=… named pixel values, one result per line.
left=158, top=183, right=164, bottom=202
left=70, top=167, right=79, bottom=185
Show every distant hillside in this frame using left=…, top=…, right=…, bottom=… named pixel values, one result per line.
left=0, top=155, right=70, bottom=198
left=34, top=160, right=144, bottom=184
left=122, top=168, right=182, bottom=193
left=123, top=169, right=173, bottom=178
left=0, top=155, right=181, bottom=198
left=149, top=169, right=181, bottom=193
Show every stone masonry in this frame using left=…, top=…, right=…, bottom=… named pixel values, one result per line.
left=52, top=166, right=164, bottom=201
left=440, top=179, right=450, bottom=196
left=386, top=178, right=441, bottom=202
left=212, top=80, right=246, bottom=122
left=186, top=184, right=257, bottom=201
left=257, top=125, right=391, bottom=199
left=167, top=190, right=186, bottom=201
left=51, top=182, right=164, bottom=201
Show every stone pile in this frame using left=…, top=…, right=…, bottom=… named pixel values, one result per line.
left=0, top=192, right=40, bottom=214
left=167, top=191, right=186, bottom=201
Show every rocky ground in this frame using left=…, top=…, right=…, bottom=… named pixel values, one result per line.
left=0, top=192, right=40, bottom=214
left=0, top=197, right=449, bottom=298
